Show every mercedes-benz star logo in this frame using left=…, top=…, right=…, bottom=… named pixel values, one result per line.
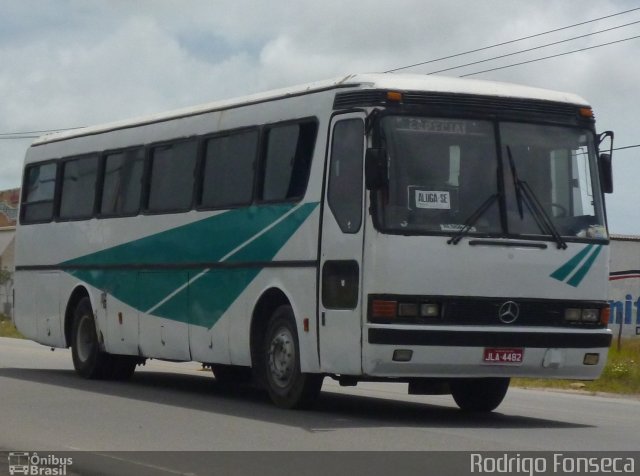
left=498, top=301, right=520, bottom=324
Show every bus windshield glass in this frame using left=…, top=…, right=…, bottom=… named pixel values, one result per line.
left=377, top=115, right=606, bottom=240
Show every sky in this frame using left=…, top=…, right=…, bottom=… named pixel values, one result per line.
left=1, top=0, right=639, bottom=233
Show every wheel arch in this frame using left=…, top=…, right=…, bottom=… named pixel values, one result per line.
left=249, top=287, right=292, bottom=370
left=64, top=284, right=93, bottom=348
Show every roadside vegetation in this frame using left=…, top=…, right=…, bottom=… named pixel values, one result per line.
left=0, top=313, right=23, bottom=339
left=514, top=339, right=640, bottom=395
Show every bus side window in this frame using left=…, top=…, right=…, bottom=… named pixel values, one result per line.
left=59, top=155, right=99, bottom=220
left=101, top=148, right=145, bottom=216
left=261, top=120, right=317, bottom=202
left=328, top=119, right=364, bottom=233
left=21, top=162, right=57, bottom=224
left=201, top=129, right=257, bottom=208
left=148, top=140, right=198, bottom=213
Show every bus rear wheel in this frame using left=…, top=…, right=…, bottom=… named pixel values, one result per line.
left=71, top=297, right=137, bottom=380
left=261, top=305, right=323, bottom=409
left=450, top=377, right=510, bottom=412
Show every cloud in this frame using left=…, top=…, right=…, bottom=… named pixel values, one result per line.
left=0, top=0, right=639, bottom=233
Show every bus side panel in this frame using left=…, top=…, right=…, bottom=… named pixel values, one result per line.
left=98, top=271, right=140, bottom=356
left=281, top=267, right=321, bottom=374
left=189, top=207, right=322, bottom=370
left=222, top=267, right=320, bottom=372
left=14, top=271, right=62, bottom=347
left=137, top=271, right=191, bottom=361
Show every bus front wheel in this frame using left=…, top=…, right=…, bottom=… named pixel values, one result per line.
left=262, top=305, right=323, bottom=409
left=450, top=377, right=510, bottom=412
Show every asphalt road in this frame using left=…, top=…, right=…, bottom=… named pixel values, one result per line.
left=1, top=336, right=639, bottom=474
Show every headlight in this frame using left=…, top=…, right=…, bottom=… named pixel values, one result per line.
left=564, top=308, right=601, bottom=323
left=564, top=308, right=581, bottom=322
left=420, top=303, right=440, bottom=318
left=581, top=309, right=599, bottom=323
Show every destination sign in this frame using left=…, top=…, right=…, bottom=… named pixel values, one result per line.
left=394, top=117, right=469, bottom=135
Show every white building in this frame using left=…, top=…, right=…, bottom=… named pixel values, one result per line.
left=608, top=235, right=640, bottom=337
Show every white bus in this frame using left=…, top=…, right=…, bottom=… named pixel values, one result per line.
left=14, top=74, right=614, bottom=412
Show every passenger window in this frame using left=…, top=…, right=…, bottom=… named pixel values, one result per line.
left=261, top=121, right=317, bottom=201
left=201, top=130, right=257, bottom=208
left=328, top=119, right=364, bottom=233
left=101, top=148, right=144, bottom=216
left=148, top=141, right=197, bottom=212
left=21, top=162, right=57, bottom=223
left=59, top=155, right=99, bottom=219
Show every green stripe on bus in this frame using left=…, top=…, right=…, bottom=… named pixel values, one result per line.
left=64, top=202, right=318, bottom=328
left=64, top=203, right=298, bottom=268
left=566, top=245, right=603, bottom=288
left=153, top=202, right=318, bottom=328
left=550, top=244, right=594, bottom=282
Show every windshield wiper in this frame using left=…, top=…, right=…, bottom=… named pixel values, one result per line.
left=506, top=146, right=567, bottom=250
left=447, top=194, right=499, bottom=245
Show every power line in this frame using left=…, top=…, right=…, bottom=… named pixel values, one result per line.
left=384, top=7, right=640, bottom=73
left=613, top=144, right=640, bottom=151
left=426, top=19, right=640, bottom=75
left=0, top=127, right=83, bottom=140
left=460, top=34, right=640, bottom=77
left=0, top=128, right=77, bottom=136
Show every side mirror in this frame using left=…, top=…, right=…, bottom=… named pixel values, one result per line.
left=365, top=148, right=388, bottom=190
left=599, top=153, right=613, bottom=194
left=597, top=131, right=614, bottom=194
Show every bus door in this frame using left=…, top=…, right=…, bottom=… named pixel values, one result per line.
left=319, top=113, right=366, bottom=374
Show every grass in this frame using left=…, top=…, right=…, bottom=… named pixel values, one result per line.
left=0, top=314, right=23, bottom=339
left=514, top=339, right=640, bottom=395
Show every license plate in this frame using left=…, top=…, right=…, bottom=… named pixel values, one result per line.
left=483, top=348, right=524, bottom=365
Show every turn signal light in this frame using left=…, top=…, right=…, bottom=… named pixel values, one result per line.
left=579, top=107, right=594, bottom=118
left=372, top=300, right=397, bottom=318
left=386, top=91, right=403, bottom=102
left=600, top=307, right=610, bottom=325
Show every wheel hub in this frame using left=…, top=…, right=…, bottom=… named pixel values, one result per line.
left=268, top=328, right=295, bottom=388
left=76, top=315, right=95, bottom=363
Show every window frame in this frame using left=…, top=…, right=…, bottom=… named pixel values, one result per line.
left=56, top=153, right=101, bottom=222
left=97, top=146, right=147, bottom=219
left=196, top=126, right=260, bottom=212
left=19, top=115, right=321, bottom=224
left=19, top=159, right=59, bottom=225
left=327, top=117, right=365, bottom=234
left=143, top=137, right=200, bottom=215
left=256, top=117, right=319, bottom=205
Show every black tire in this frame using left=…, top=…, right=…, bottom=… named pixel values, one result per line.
left=71, top=297, right=138, bottom=381
left=450, top=377, right=510, bottom=412
left=261, top=305, right=323, bottom=409
left=211, top=364, right=253, bottom=385
left=105, top=355, right=138, bottom=380
left=71, top=297, right=111, bottom=379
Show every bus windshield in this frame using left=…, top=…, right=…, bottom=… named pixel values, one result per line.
left=377, top=115, right=607, bottom=240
